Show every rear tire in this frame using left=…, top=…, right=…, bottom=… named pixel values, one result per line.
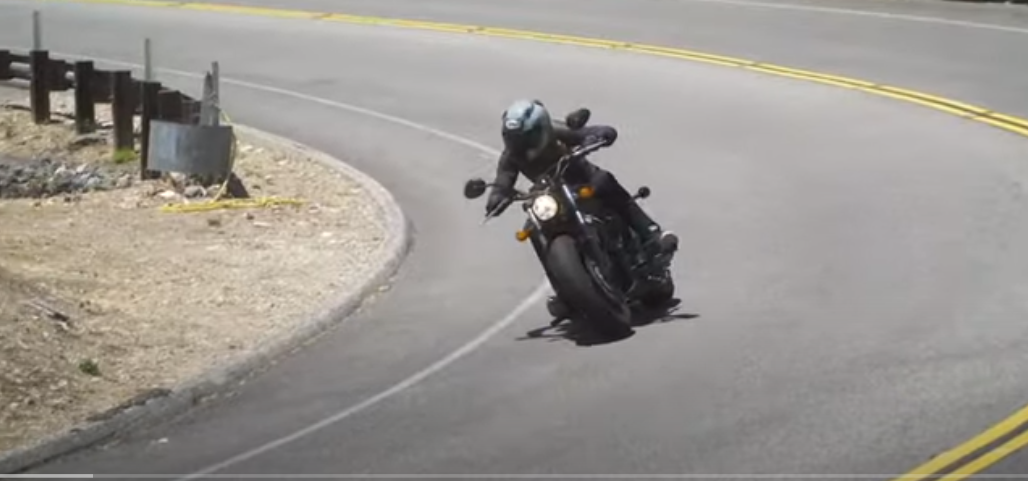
left=545, top=235, right=633, bottom=338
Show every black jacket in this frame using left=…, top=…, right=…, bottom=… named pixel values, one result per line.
left=487, top=123, right=618, bottom=207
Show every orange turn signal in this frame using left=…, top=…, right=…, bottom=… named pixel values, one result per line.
left=578, top=186, right=595, bottom=199
left=515, top=229, right=531, bottom=242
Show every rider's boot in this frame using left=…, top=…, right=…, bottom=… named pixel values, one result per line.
left=625, top=201, right=678, bottom=255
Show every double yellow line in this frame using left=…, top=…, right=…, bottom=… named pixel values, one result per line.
left=33, top=0, right=1028, bottom=477
left=891, top=402, right=1028, bottom=480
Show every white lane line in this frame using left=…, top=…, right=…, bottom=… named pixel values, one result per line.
left=30, top=49, right=552, bottom=478
left=678, top=0, right=1028, bottom=34
left=176, top=282, right=552, bottom=480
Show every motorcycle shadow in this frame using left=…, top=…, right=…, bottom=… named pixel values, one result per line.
left=516, top=298, right=699, bottom=347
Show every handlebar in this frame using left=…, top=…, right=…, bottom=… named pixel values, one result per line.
left=563, top=139, right=609, bottom=162
left=480, top=139, right=610, bottom=222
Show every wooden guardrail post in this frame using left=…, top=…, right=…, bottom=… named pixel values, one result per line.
left=0, top=50, right=12, bottom=81
left=157, top=89, right=183, bottom=122
left=139, top=80, right=161, bottom=179
left=73, top=60, right=95, bottom=134
left=29, top=49, right=50, bottom=124
left=110, top=70, right=134, bottom=156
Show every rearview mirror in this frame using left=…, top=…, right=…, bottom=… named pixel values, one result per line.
left=565, top=108, right=591, bottom=130
left=634, top=186, right=651, bottom=200
left=464, top=178, right=488, bottom=199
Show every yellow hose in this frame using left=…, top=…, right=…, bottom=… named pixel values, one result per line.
left=159, top=108, right=305, bottom=213
left=159, top=196, right=305, bottom=213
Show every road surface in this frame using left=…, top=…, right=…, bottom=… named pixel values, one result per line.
left=2, top=0, right=1028, bottom=478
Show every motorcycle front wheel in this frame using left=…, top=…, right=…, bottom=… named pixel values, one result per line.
left=544, top=234, right=633, bottom=338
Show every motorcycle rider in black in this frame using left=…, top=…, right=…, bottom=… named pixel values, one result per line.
left=485, top=98, right=678, bottom=254
left=484, top=99, right=678, bottom=320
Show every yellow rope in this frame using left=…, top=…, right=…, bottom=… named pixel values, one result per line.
left=159, top=108, right=306, bottom=213
left=159, top=196, right=305, bottom=213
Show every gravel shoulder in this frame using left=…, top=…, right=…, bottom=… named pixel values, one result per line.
left=0, top=84, right=397, bottom=461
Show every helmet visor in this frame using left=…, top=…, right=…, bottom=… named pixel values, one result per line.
left=503, top=125, right=547, bottom=156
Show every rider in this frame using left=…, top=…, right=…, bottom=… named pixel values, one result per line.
left=484, top=98, right=678, bottom=255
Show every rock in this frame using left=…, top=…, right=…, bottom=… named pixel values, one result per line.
left=168, top=172, right=187, bottom=187
left=115, top=174, right=132, bottom=189
left=84, top=176, right=105, bottom=192
left=184, top=185, right=206, bottom=198
left=156, top=190, right=179, bottom=200
left=0, top=155, right=128, bottom=198
left=68, top=132, right=106, bottom=149
left=48, top=168, right=76, bottom=194
left=21, top=178, right=46, bottom=198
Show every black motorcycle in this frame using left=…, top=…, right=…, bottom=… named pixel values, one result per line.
left=463, top=139, right=676, bottom=339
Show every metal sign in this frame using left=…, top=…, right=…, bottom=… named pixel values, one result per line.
left=147, top=120, right=233, bottom=176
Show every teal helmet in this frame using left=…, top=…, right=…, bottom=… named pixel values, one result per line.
left=501, top=99, right=554, bottom=158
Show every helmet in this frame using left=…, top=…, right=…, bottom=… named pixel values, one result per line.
left=501, top=99, right=554, bottom=158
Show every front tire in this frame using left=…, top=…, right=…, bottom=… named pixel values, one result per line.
left=545, top=235, right=633, bottom=338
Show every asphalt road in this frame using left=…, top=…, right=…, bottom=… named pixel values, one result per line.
left=2, top=0, right=1028, bottom=478
left=94, top=0, right=1028, bottom=117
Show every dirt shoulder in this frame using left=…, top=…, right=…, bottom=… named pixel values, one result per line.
left=0, top=84, right=393, bottom=457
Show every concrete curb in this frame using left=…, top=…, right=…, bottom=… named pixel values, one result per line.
left=0, top=123, right=414, bottom=475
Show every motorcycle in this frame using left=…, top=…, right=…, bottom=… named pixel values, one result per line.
left=462, top=137, right=676, bottom=339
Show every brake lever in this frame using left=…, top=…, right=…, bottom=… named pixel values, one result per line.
left=481, top=197, right=514, bottom=224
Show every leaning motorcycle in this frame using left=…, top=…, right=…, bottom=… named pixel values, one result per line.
left=463, top=140, right=676, bottom=339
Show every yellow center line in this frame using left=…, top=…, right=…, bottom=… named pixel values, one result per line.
left=990, top=113, right=1028, bottom=129
left=750, top=63, right=877, bottom=88
left=31, top=0, right=1028, bottom=477
left=876, top=85, right=990, bottom=114
left=178, top=2, right=323, bottom=18
left=976, top=116, right=1028, bottom=138
left=612, top=43, right=752, bottom=64
left=859, top=87, right=977, bottom=118
left=889, top=403, right=1028, bottom=481
left=637, top=49, right=743, bottom=68
left=42, top=0, right=183, bottom=7
left=746, top=65, right=865, bottom=90
left=939, top=429, right=1028, bottom=481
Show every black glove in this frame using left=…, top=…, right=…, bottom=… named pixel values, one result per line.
left=565, top=108, right=591, bottom=130
left=485, top=192, right=507, bottom=215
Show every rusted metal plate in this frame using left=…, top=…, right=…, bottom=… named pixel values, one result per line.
left=147, top=120, right=232, bottom=175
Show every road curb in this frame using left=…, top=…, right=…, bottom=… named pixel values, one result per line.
left=0, top=123, right=414, bottom=475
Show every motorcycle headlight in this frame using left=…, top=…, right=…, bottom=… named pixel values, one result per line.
left=531, top=194, right=559, bottom=221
